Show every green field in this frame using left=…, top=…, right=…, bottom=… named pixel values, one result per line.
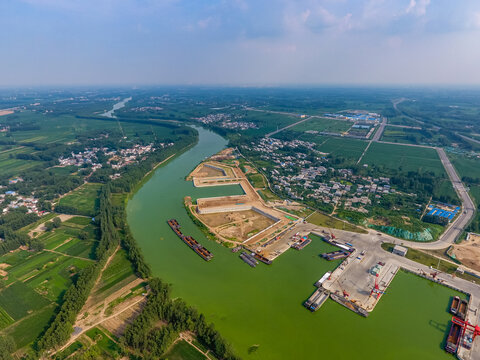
left=381, top=127, right=443, bottom=145
left=0, top=307, right=14, bottom=330
left=290, top=117, right=352, bottom=134
left=85, top=327, right=122, bottom=358
left=161, top=340, right=207, bottom=360
left=315, top=137, right=368, bottom=160
left=307, top=212, right=367, bottom=233
left=57, top=183, right=102, bottom=216
left=4, top=305, right=56, bottom=349
left=92, top=249, right=136, bottom=299
left=0, top=282, right=50, bottom=320
left=246, top=173, right=265, bottom=188
left=361, top=142, right=445, bottom=175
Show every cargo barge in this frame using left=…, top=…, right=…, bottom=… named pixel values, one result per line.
left=240, top=252, right=258, bottom=267
left=450, top=296, right=460, bottom=315
left=445, top=322, right=462, bottom=353
left=321, top=250, right=349, bottom=261
left=458, top=299, right=468, bottom=320
left=167, top=219, right=213, bottom=261
left=254, top=253, right=272, bottom=265
left=291, top=237, right=311, bottom=250
left=304, top=289, right=329, bottom=312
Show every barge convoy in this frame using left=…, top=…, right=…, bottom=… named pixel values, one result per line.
left=167, top=219, right=213, bottom=261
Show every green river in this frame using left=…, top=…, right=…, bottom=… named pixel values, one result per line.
left=127, top=127, right=457, bottom=360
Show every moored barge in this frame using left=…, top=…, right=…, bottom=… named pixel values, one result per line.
left=450, top=296, right=460, bottom=315
left=458, top=299, right=468, bottom=320
left=445, top=321, right=462, bottom=353
left=240, top=252, right=258, bottom=267
left=167, top=219, right=213, bottom=261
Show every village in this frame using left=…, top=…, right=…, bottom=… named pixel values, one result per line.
left=242, top=137, right=397, bottom=214
left=193, top=113, right=258, bottom=130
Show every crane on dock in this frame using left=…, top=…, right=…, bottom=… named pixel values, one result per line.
left=370, top=274, right=385, bottom=299
left=328, top=228, right=336, bottom=240
left=451, top=316, right=480, bottom=350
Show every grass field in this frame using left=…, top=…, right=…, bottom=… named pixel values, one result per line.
left=361, top=142, right=445, bottom=175
left=315, top=137, right=368, bottom=160
left=306, top=211, right=367, bottom=233
left=161, top=340, right=207, bottom=360
left=57, top=183, right=102, bottom=216
left=290, top=117, right=352, bottom=134
left=247, top=173, right=265, bottom=188
left=0, top=306, right=14, bottom=330
left=381, top=127, right=443, bottom=145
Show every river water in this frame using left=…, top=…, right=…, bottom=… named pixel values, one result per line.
left=127, top=126, right=457, bottom=360
left=100, top=97, right=132, bottom=118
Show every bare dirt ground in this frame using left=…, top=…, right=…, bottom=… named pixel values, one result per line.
left=190, top=160, right=298, bottom=255
left=101, top=300, right=145, bottom=337
left=199, top=209, right=267, bottom=228
left=193, top=164, right=225, bottom=178
left=0, top=110, right=14, bottom=116
left=453, top=233, right=480, bottom=272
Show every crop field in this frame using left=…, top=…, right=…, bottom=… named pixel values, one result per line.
left=6, top=251, right=59, bottom=282
left=315, top=137, right=368, bottom=160
left=4, top=305, right=56, bottom=349
left=0, top=146, right=39, bottom=176
left=290, top=117, right=352, bottom=134
left=85, top=327, right=122, bottom=358
left=57, top=183, right=102, bottom=216
left=381, top=127, right=443, bottom=145
left=450, top=154, right=480, bottom=181
left=238, top=111, right=300, bottom=136
left=0, top=307, right=14, bottom=330
left=0, top=282, right=50, bottom=320
left=361, top=142, right=445, bottom=175
left=161, top=340, right=207, bottom=360
left=92, top=249, right=136, bottom=300
left=25, top=256, right=92, bottom=301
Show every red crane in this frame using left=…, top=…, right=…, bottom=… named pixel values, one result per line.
left=370, top=274, right=385, bottom=299
left=328, top=228, right=336, bottom=240
left=452, top=316, right=480, bottom=348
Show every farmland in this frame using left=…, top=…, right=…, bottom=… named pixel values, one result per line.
left=361, top=142, right=445, bottom=175
left=0, top=216, right=97, bottom=353
left=289, top=117, right=352, bottom=134
left=57, top=182, right=102, bottom=216
left=315, top=137, right=368, bottom=160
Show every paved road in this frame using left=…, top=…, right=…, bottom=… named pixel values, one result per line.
left=457, top=132, right=480, bottom=145
left=372, top=117, right=387, bottom=141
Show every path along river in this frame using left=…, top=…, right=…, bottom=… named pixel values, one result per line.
left=127, top=126, right=460, bottom=360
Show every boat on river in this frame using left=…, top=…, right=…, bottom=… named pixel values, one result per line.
left=167, top=219, right=213, bottom=261
left=445, top=321, right=462, bottom=353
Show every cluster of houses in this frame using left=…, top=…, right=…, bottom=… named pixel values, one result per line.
left=243, top=137, right=398, bottom=213
left=130, top=106, right=164, bottom=112
left=0, top=190, right=44, bottom=215
left=58, top=143, right=165, bottom=172
left=193, top=113, right=258, bottom=130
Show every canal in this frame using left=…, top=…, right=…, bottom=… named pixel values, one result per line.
left=127, top=126, right=457, bottom=360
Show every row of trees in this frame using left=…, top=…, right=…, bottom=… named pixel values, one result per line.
left=124, top=279, right=239, bottom=360
left=37, top=187, right=119, bottom=352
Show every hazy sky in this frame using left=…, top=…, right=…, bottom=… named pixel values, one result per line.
left=1, top=0, right=480, bottom=86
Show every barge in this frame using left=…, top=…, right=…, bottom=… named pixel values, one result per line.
left=291, top=237, right=311, bottom=250
left=304, top=289, right=329, bottom=312
left=240, top=252, right=258, bottom=267
left=458, top=299, right=468, bottom=320
left=321, top=250, right=349, bottom=261
left=254, top=253, right=272, bottom=265
left=445, top=322, right=462, bottom=354
left=450, top=296, right=460, bottom=315
left=167, top=219, right=213, bottom=261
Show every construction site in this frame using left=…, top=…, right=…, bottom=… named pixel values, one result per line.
left=186, top=156, right=301, bottom=260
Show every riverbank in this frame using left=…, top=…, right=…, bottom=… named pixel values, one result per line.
left=127, top=126, right=463, bottom=360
